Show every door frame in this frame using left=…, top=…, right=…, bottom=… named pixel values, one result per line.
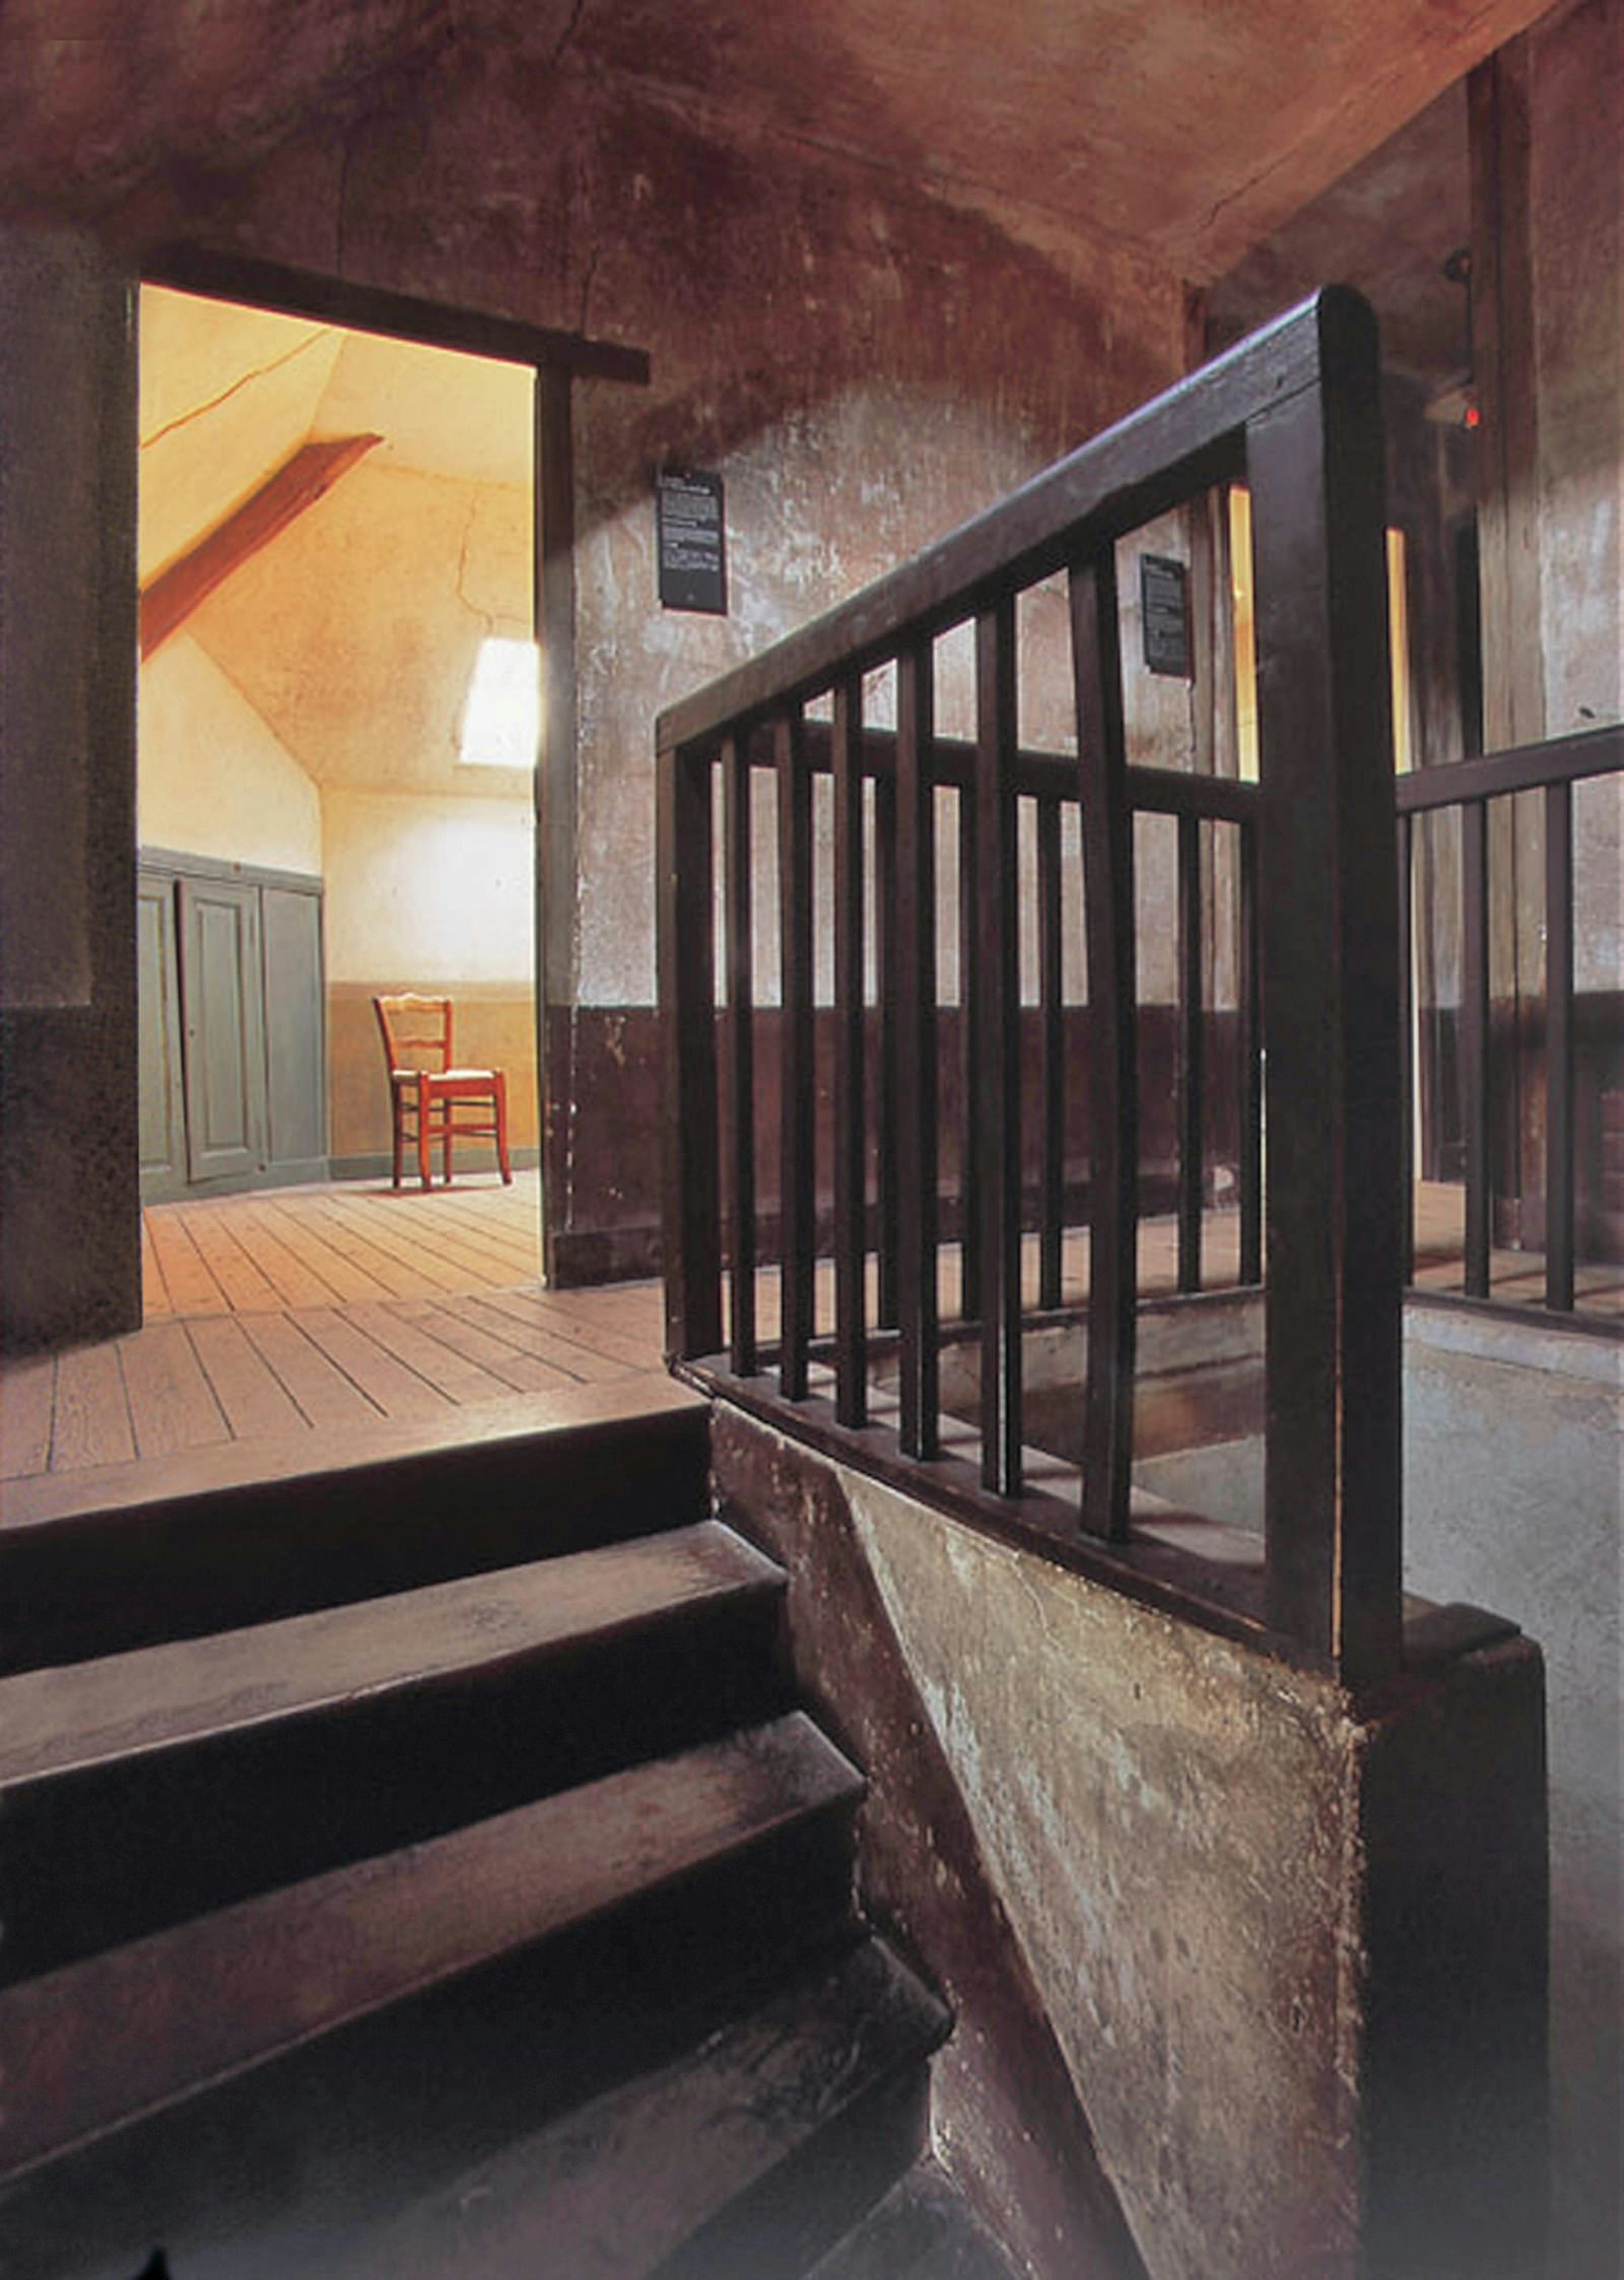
left=137, top=246, right=651, bottom=1285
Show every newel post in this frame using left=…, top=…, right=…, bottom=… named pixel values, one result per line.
left=656, top=737, right=722, bottom=1363
left=1245, top=287, right=1404, bottom=1681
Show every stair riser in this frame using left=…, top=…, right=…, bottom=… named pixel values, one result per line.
left=0, top=1405, right=711, bottom=1677
left=3, top=1813, right=865, bottom=2276
left=2, top=1589, right=789, bottom=1986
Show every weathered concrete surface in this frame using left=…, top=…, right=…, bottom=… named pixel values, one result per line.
left=713, top=1407, right=1149, bottom=2280
left=1531, top=0, right=1621, bottom=749
left=719, top=1409, right=1548, bottom=2280
left=1530, top=0, right=1622, bottom=1011
left=0, top=0, right=1551, bottom=283
left=0, top=228, right=140, bottom=1351
left=1067, top=1298, right=1619, bottom=2279
left=1402, top=1306, right=1621, bottom=2280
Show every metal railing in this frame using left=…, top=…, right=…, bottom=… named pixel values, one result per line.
left=658, top=289, right=1402, bottom=1681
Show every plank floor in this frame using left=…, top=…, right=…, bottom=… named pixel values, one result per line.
left=2, top=1175, right=667, bottom=1520
left=3, top=1174, right=1616, bottom=1522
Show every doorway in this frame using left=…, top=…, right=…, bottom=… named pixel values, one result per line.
left=136, top=283, right=540, bottom=1235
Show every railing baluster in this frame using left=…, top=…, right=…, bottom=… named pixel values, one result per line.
left=1037, top=795, right=1065, bottom=1310
left=958, top=773, right=982, bottom=1324
left=832, top=674, right=868, bottom=1420
left=1070, top=552, right=1136, bottom=1542
left=874, top=766, right=900, bottom=1331
left=1246, top=290, right=1401, bottom=1681
left=777, top=709, right=815, bottom=1399
left=1462, top=797, right=1491, bottom=1298
left=1544, top=777, right=1575, bottom=1310
left=895, top=640, right=940, bottom=1457
left=1177, top=810, right=1204, bottom=1294
left=975, top=598, right=1023, bottom=1496
left=723, top=734, right=757, bottom=1374
left=656, top=741, right=722, bottom=1360
left=1396, top=810, right=1414, bottom=1286
left=1238, top=816, right=1263, bottom=1285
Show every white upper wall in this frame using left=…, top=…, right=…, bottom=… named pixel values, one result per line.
left=138, top=634, right=322, bottom=873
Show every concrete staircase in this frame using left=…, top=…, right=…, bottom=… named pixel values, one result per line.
left=0, top=1392, right=1013, bottom=2279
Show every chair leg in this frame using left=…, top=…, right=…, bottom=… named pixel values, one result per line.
left=494, top=1073, right=512, bottom=1184
left=443, top=1113, right=454, bottom=1187
left=391, top=1089, right=404, bottom=1190
left=417, top=1075, right=433, bottom=1191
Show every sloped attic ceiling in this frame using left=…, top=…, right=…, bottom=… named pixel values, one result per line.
left=139, top=289, right=533, bottom=584
left=139, top=288, right=535, bottom=799
left=1, top=0, right=1551, bottom=282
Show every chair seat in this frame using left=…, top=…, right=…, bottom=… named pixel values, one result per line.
left=391, top=1066, right=499, bottom=1085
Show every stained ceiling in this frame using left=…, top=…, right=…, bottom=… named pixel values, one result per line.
left=1, top=0, right=1545, bottom=283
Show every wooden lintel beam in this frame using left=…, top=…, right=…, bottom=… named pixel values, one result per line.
left=146, top=247, right=652, bottom=388
left=140, top=433, right=381, bottom=659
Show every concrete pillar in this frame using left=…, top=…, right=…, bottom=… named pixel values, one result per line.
left=0, top=226, right=140, bottom=1350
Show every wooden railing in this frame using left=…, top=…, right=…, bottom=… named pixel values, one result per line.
left=658, top=289, right=1402, bottom=1682
left=1398, top=723, right=1623, bottom=1317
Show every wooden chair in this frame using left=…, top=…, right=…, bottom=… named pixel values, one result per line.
left=372, top=994, right=512, bottom=1191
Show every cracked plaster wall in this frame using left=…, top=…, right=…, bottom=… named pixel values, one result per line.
left=107, top=42, right=1188, bottom=1016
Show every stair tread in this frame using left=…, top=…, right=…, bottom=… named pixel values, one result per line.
left=0, top=1519, right=781, bottom=1786
left=807, top=2159, right=1025, bottom=2280
left=2, top=1710, right=863, bottom=2182
left=332, top=1937, right=949, bottom=2280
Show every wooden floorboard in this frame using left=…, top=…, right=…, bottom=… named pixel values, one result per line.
left=247, top=1197, right=406, bottom=1305
left=390, top=1299, right=582, bottom=1395
left=463, top=1290, right=647, bottom=1382
left=291, top=1308, right=460, bottom=1422
left=178, top=1203, right=286, bottom=1315
left=140, top=1220, right=173, bottom=1321
left=209, top=1200, right=342, bottom=1311
left=0, top=1356, right=57, bottom=1480
left=296, top=1194, right=480, bottom=1299
left=335, top=1191, right=529, bottom=1291
left=234, top=1313, right=385, bottom=1431
left=118, top=1321, right=231, bottom=1459
left=51, top=1345, right=136, bottom=1472
left=454, top=1293, right=639, bottom=1385
left=346, top=1303, right=521, bottom=1406
left=143, top=1210, right=230, bottom=1319
left=188, top=1315, right=312, bottom=1441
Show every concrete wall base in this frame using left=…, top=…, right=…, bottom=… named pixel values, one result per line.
left=714, top=1406, right=1549, bottom=2280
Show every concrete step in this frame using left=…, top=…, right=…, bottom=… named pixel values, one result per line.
left=2, top=1710, right=864, bottom=2193
left=0, top=1378, right=711, bottom=1676
left=0, top=1520, right=790, bottom=1983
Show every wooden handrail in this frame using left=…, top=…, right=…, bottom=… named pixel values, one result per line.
left=658, top=287, right=1404, bottom=1683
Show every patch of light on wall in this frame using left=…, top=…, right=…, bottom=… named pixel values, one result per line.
left=1229, top=486, right=1259, bottom=784
left=459, top=636, right=540, bottom=769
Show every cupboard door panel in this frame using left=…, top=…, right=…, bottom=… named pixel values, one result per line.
left=179, top=879, right=267, bottom=1184
left=137, top=875, right=187, bottom=1200
left=263, top=885, right=327, bottom=1178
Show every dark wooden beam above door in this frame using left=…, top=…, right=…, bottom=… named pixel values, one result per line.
left=147, top=247, right=652, bottom=387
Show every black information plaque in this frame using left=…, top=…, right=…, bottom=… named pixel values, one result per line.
left=657, top=468, right=728, bottom=615
left=1140, top=553, right=1191, bottom=678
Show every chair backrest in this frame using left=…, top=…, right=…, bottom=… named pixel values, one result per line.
left=373, top=993, right=453, bottom=1076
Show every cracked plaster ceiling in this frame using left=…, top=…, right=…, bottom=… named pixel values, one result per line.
left=3, top=0, right=1547, bottom=283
